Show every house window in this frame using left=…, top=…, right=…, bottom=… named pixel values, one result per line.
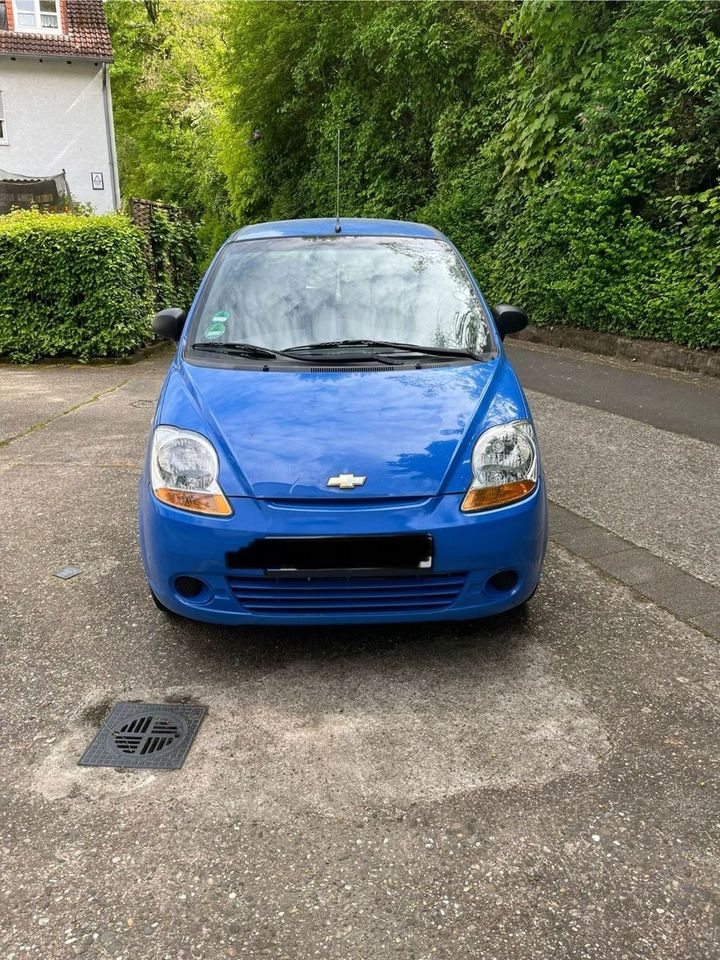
left=0, top=92, right=7, bottom=144
left=13, top=0, right=60, bottom=31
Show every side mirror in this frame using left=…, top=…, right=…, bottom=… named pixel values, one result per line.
left=492, top=304, right=528, bottom=340
left=152, top=307, right=187, bottom=342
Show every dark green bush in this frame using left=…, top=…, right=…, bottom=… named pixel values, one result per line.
left=0, top=211, right=152, bottom=362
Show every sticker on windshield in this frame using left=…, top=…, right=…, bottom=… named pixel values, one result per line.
left=204, top=310, right=229, bottom=341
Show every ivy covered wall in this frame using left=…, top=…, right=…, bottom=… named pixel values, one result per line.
left=108, top=0, right=720, bottom=348
left=129, top=199, right=201, bottom=311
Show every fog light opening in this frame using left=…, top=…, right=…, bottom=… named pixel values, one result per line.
left=487, top=570, right=519, bottom=593
left=175, top=576, right=205, bottom=599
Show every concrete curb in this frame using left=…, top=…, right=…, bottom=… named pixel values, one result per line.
left=0, top=339, right=172, bottom=368
left=548, top=500, right=720, bottom=641
left=87, top=339, right=173, bottom=366
left=515, top=324, right=720, bottom=379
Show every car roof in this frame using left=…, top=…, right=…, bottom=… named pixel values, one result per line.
left=230, top=217, right=446, bottom=242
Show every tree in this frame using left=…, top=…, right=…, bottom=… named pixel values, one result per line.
left=107, top=0, right=720, bottom=347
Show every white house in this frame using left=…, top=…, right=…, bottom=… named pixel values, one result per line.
left=0, top=0, right=119, bottom=212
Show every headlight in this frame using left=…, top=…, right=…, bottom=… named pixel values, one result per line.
left=461, top=419, right=538, bottom=512
left=151, top=426, right=232, bottom=516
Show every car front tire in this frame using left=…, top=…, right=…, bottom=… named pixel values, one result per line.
left=149, top=587, right=185, bottom=621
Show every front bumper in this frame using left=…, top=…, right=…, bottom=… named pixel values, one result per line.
left=138, top=481, right=548, bottom=625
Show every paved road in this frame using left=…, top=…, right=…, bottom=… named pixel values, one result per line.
left=507, top=341, right=720, bottom=590
left=1, top=343, right=719, bottom=960
left=506, top=340, right=720, bottom=446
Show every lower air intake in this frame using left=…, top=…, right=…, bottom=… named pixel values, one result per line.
left=227, top=573, right=467, bottom=615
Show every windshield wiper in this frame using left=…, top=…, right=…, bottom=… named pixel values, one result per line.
left=192, top=341, right=286, bottom=360
left=287, top=339, right=483, bottom=361
left=192, top=338, right=484, bottom=365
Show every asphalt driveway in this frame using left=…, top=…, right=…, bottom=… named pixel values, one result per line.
left=1, top=343, right=719, bottom=959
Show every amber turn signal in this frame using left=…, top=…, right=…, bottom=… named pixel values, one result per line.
left=154, top=488, right=233, bottom=516
left=461, top=479, right=536, bottom=513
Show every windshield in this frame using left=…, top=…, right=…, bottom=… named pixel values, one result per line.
left=189, top=235, right=493, bottom=357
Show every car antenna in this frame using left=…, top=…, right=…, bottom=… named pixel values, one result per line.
left=334, top=128, right=342, bottom=233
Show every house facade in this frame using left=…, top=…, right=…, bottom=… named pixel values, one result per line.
left=0, top=0, right=119, bottom=212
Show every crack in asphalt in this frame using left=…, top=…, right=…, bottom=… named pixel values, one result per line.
left=0, top=375, right=137, bottom=448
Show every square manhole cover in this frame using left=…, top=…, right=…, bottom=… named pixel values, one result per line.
left=79, top=702, right=206, bottom=770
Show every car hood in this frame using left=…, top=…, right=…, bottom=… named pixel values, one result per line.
left=160, top=358, right=527, bottom=499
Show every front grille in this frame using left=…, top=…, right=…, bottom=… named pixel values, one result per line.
left=227, top=573, right=468, bottom=615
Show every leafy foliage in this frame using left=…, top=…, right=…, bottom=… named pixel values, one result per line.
left=467, top=0, right=720, bottom=348
left=105, top=0, right=233, bottom=256
left=142, top=205, right=202, bottom=310
left=0, top=211, right=151, bottom=362
left=107, top=0, right=720, bottom=348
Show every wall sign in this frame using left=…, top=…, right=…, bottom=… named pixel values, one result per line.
left=91, top=172, right=104, bottom=191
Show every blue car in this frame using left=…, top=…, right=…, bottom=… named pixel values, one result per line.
left=139, top=218, right=547, bottom=625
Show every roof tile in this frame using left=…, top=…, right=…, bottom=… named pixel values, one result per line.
left=0, top=0, right=112, bottom=61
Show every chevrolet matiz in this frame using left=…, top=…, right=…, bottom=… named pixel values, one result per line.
left=139, top=218, right=547, bottom=625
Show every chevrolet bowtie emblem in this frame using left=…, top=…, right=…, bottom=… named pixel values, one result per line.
left=327, top=473, right=367, bottom=490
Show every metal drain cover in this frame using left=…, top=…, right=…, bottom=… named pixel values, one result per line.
left=79, top=702, right=206, bottom=770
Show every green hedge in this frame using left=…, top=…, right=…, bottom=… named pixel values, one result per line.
left=0, top=210, right=152, bottom=362
left=418, top=2, right=720, bottom=351
left=200, top=0, right=719, bottom=351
